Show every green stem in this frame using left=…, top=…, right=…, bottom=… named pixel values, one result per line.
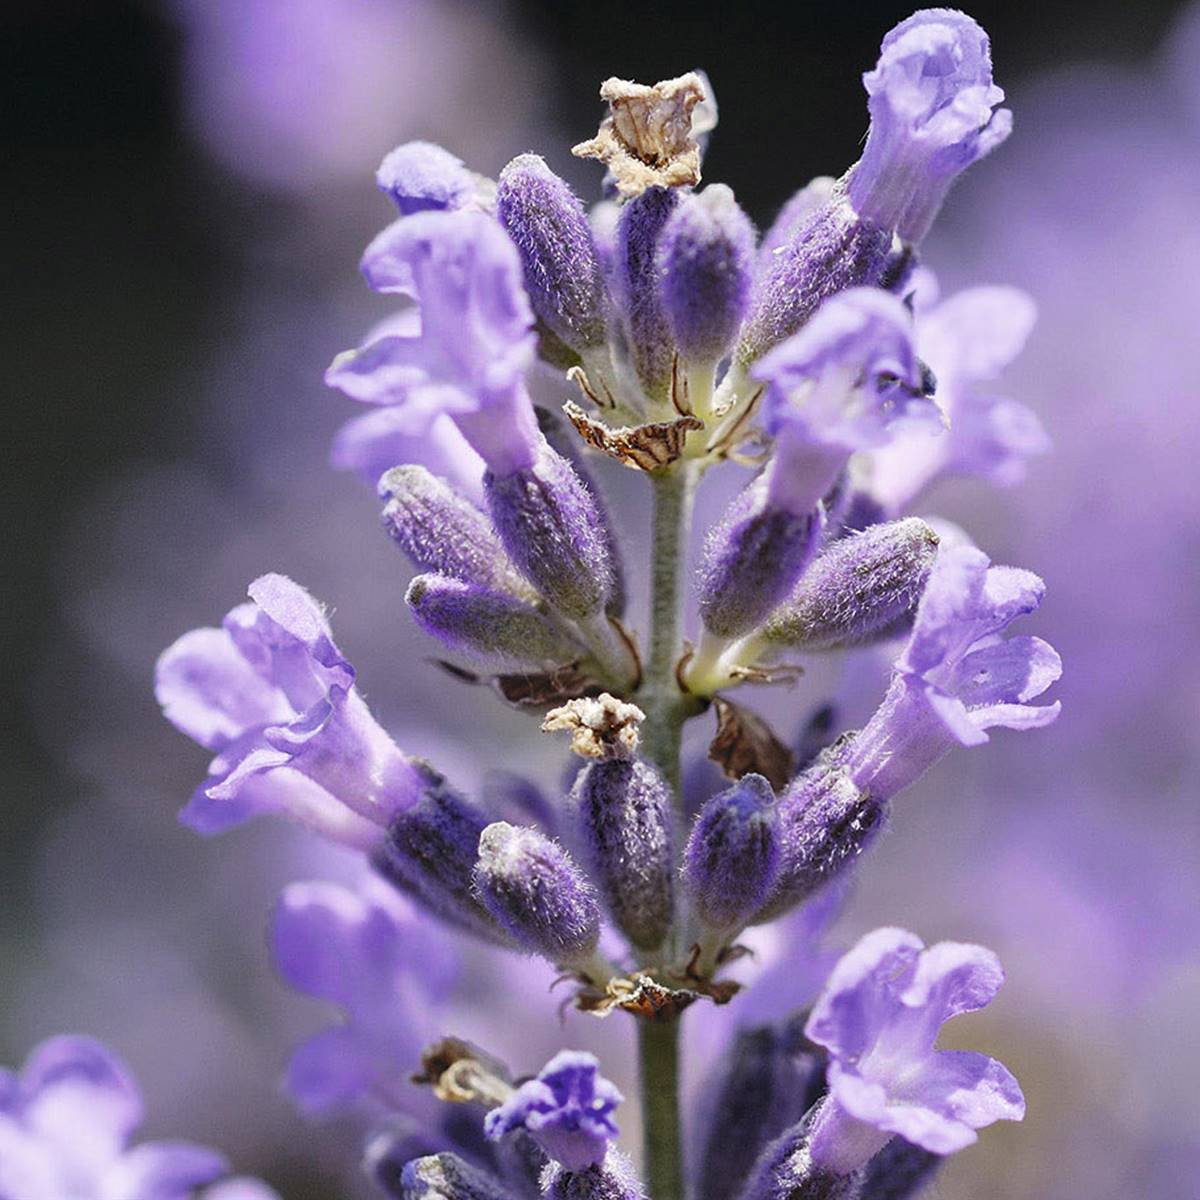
left=639, top=1018, right=683, bottom=1200
left=636, top=462, right=698, bottom=1200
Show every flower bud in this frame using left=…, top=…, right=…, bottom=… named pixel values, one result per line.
left=759, top=176, right=836, bottom=266
left=571, top=758, right=674, bottom=952
left=740, top=1119, right=860, bottom=1200
left=473, top=822, right=602, bottom=967
left=398, top=1154, right=520, bottom=1200
left=656, top=184, right=755, bottom=367
left=859, top=1139, right=941, bottom=1200
left=379, top=466, right=530, bottom=596
left=683, top=773, right=780, bottom=934
left=406, top=576, right=581, bottom=667
left=696, top=1022, right=827, bottom=1200
left=485, top=444, right=616, bottom=620
left=698, top=478, right=823, bottom=640
left=613, top=187, right=681, bottom=405
left=544, top=1154, right=647, bottom=1200
left=763, top=519, right=940, bottom=650
left=364, top=1121, right=442, bottom=1200
left=754, top=745, right=885, bottom=924
left=497, top=155, right=610, bottom=354
left=373, top=774, right=509, bottom=944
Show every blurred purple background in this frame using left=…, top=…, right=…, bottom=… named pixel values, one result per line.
left=3, top=1, right=1198, bottom=1197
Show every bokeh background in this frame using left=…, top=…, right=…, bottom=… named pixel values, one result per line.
left=4, top=1, right=1198, bottom=1197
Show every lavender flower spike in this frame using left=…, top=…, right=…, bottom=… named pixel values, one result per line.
left=156, top=574, right=428, bottom=848
left=485, top=1051, right=622, bottom=1173
left=473, top=822, right=604, bottom=971
left=0, top=1035, right=277, bottom=1200
left=327, top=210, right=541, bottom=477
left=846, top=543, right=1062, bottom=803
left=849, top=10, right=1012, bottom=244
left=804, top=928, right=1025, bottom=1174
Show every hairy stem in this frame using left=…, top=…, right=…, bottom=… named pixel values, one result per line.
left=636, top=462, right=698, bottom=1200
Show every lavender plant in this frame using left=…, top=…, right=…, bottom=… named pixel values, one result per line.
left=3, top=10, right=1062, bottom=1200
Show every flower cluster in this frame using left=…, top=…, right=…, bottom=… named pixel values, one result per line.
left=18, top=9, right=1060, bottom=1200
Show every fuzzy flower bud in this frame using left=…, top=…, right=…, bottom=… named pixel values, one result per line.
left=739, top=1122, right=860, bottom=1200
left=497, top=155, right=610, bottom=354
left=405, top=575, right=581, bottom=667
left=763, top=518, right=940, bottom=649
left=571, top=758, right=674, bottom=952
left=859, top=1139, right=941, bottom=1200
left=849, top=10, right=1011, bottom=244
left=485, top=444, right=616, bottom=621
left=544, top=1153, right=647, bottom=1200
left=656, top=184, right=755, bottom=366
left=398, top=1154, right=521, bottom=1200
left=683, top=773, right=781, bottom=933
left=473, top=822, right=602, bottom=967
left=379, top=465, right=530, bottom=596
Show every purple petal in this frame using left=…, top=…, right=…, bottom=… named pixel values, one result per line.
left=900, top=941, right=1006, bottom=1025
left=284, top=1028, right=370, bottom=1116
left=953, top=635, right=1062, bottom=708
left=900, top=545, right=991, bottom=675
left=154, top=628, right=288, bottom=751
left=969, top=698, right=1062, bottom=733
left=805, top=928, right=924, bottom=1062
left=202, top=1179, right=282, bottom=1200
left=375, top=141, right=479, bottom=216
left=921, top=287, right=1036, bottom=380
left=103, top=1141, right=229, bottom=1200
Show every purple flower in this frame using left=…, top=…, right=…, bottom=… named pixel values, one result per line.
left=849, top=10, right=1012, bottom=243
left=755, top=289, right=934, bottom=515
left=156, top=573, right=428, bottom=846
left=376, top=141, right=490, bottom=216
left=326, top=210, right=542, bottom=476
left=804, top=928, right=1025, bottom=1174
left=867, top=272, right=1048, bottom=511
left=845, top=544, right=1061, bottom=802
left=0, top=1035, right=276, bottom=1200
left=271, top=876, right=456, bottom=1115
left=485, top=1051, right=622, bottom=1172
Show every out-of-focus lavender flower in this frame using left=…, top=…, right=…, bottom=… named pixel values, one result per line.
left=485, top=1052, right=622, bottom=1173
left=155, top=573, right=428, bottom=847
left=865, top=272, right=1047, bottom=512
left=849, top=9, right=1012, bottom=243
left=804, top=928, right=1024, bottom=1174
left=846, top=543, right=1060, bottom=802
left=271, top=877, right=456, bottom=1115
left=0, top=1035, right=278, bottom=1200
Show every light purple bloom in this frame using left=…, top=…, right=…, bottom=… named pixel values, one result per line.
left=271, top=877, right=456, bottom=1115
left=849, top=9, right=1012, bottom=243
left=867, top=273, right=1048, bottom=511
left=755, top=289, right=934, bottom=514
left=485, top=1051, right=622, bottom=1173
left=327, top=210, right=541, bottom=476
left=376, top=141, right=490, bottom=216
left=0, top=1035, right=276, bottom=1200
left=846, top=544, right=1061, bottom=802
left=805, top=928, right=1025, bottom=1173
left=155, top=573, right=428, bottom=846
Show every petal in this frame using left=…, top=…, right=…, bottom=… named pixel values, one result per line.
left=980, top=565, right=1046, bottom=628
left=155, top=628, right=288, bottom=751
left=921, top=287, right=1036, bottom=381
left=899, top=545, right=990, bottom=675
left=969, top=698, right=1062, bottom=733
left=285, top=1028, right=371, bottom=1116
left=100, top=1141, right=228, bottom=1200
left=360, top=218, right=420, bottom=295
left=325, top=335, right=432, bottom=405
left=0, top=1115, right=58, bottom=1197
left=375, top=141, right=478, bottom=216
left=953, top=636, right=1062, bottom=708
left=805, top=928, right=924, bottom=1062
left=925, top=687, right=991, bottom=747
left=202, top=1180, right=282, bottom=1200
left=901, top=942, right=1006, bottom=1023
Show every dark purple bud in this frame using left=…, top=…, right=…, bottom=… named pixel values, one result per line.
left=683, top=773, right=780, bottom=933
left=497, top=155, right=610, bottom=354
left=735, top=194, right=897, bottom=366
left=473, top=822, right=602, bottom=966
left=485, top=444, right=615, bottom=621
left=741, top=1119, right=860, bottom=1200
left=859, top=1139, right=941, bottom=1200
left=536, top=407, right=627, bottom=618
left=544, top=1154, right=646, bottom=1200
left=379, top=466, right=528, bottom=596
left=763, top=519, right=939, bottom=650
left=754, top=742, right=884, bottom=924
left=613, top=187, right=681, bottom=405
left=399, top=1154, right=521, bottom=1200
left=406, top=575, right=581, bottom=667
left=698, top=478, right=823, bottom=640
left=696, top=1021, right=827, bottom=1200
left=376, top=142, right=484, bottom=215
left=571, top=759, right=674, bottom=952
left=373, top=773, right=510, bottom=944
left=656, top=184, right=755, bottom=366
left=759, top=177, right=836, bottom=266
